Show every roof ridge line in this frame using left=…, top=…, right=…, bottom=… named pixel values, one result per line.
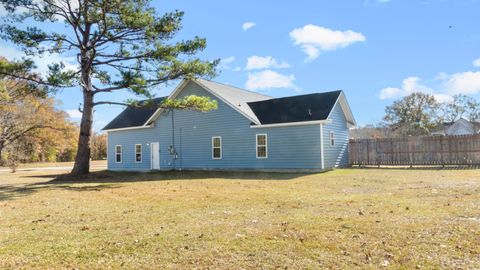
left=196, top=78, right=273, bottom=98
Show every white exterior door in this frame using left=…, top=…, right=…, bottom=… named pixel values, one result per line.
left=151, top=142, right=160, bottom=170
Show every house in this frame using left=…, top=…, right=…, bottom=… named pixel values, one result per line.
left=431, top=118, right=480, bottom=136
left=103, top=79, right=356, bottom=171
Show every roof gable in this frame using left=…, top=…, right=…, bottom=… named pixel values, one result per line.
left=332, top=91, right=356, bottom=128
left=147, top=79, right=272, bottom=125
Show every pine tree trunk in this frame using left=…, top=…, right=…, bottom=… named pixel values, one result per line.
left=71, top=48, right=94, bottom=175
left=71, top=90, right=94, bottom=175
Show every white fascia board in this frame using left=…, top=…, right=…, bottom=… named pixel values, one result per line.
left=340, top=93, right=357, bottom=126
left=326, top=91, right=357, bottom=127
left=250, top=119, right=332, bottom=129
left=104, top=125, right=154, bottom=133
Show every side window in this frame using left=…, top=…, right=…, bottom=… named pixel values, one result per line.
left=256, top=134, right=268, bottom=158
left=115, top=145, right=122, bottom=163
left=135, top=144, right=142, bottom=162
left=330, top=131, right=335, bottom=147
left=212, top=136, right=222, bottom=159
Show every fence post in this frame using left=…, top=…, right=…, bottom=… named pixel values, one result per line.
left=366, top=139, right=370, bottom=165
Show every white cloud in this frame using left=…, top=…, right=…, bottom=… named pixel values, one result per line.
left=363, top=0, right=391, bottom=5
left=433, top=94, right=453, bottom=103
left=1, top=1, right=79, bottom=20
left=379, top=71, right=480, bottom=102
left=379, top=87, right=401, bottom=100
left=245, top=56, right=290, bottom=70
left=66, top=109, right=82, bottom=119
left=379, top=77, right=433, bottom=99
left=242, top=22, right=256, bottom=31
left=218, top=56, right=235, bottom=70
left=473, top=57, right=480, bottom=67
left=0, top=44, right=77, bottom=77
left=245, top=70, right=299, bottom=91
left=443, top=71, right=480, bottom=95
left=289, top=24, right=366, bottom=61
left=221, top=56, right=235, bottom=64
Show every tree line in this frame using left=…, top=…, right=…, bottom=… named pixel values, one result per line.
left=352, top=92, right=480, bottom=139
left=0, top=61, right=106, bottom=167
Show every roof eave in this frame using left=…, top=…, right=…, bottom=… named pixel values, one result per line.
left=250, top=119, right=332, bottom=128
left=103, top=124, right=155, bottom=133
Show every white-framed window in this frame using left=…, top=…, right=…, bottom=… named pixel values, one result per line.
left=256, top=134, right=268, bottom=158
left=135, top=144, right=142, bottom=163
left=330, top=131, right=335, bottom=146
left=115, top=145, right=122, bottom=163
left=212, top=136, right=222, bottom=159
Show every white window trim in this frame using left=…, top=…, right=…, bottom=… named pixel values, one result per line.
left=115, top=145, right=122, bottom=163
left=330, top=131, right=335, bottom=147
left=256, top=134, right=268, bottom=159
left=135, top=144, right=142, bottom=163
left=212, top=136, right=222, bottom=159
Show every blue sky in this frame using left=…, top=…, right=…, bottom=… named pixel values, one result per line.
left=1, top=0, right=480, bottom=130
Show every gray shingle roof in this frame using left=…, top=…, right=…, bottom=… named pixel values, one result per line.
left=102, top=97, right=165, bottom=130
left=247, top=91, right=342, bottom=125
left=195, top=79, right=271, bottom=124
left=103, top=79, right=354, bottom=131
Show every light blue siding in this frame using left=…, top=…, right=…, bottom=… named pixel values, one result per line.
left=107, top=81, right=350, bottom=171
left=322, top=103, right=350, bottom=168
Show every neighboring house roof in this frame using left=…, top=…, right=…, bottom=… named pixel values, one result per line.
left=103, top=79, right=356, bottom=131
left=102, top=97, right=165, bottom=130
left=248, top=91, right=341, bottom=125
left=431, top=118, right=480, bottom=136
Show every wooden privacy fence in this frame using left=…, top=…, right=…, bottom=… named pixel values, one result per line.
left=349, top=134, right=480, bottom=166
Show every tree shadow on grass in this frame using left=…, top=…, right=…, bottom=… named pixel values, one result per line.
left=1, top=170, right=314, bottom=201
left=0, top=182, right=120, bottom=201
left=43, top=169, right=314, bottom=184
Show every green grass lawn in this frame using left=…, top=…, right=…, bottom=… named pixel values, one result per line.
left=0, top=169, right=479, bottom=269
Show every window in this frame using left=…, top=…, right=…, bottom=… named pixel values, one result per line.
left=330, top=131, right=335, bottom=146
left=115, top=145, right=122, bottom=163
left=135, top=144, right=142, bottom=163
left=256, top=134, right=267, bottom=158
left=212, top=136, right=222, bottom=159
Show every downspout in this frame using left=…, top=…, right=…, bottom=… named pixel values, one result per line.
left=179, top=127, right=182, bottom=170
left=320, top=123, right=325, bottom=170
left=171, top=109, right=176, bottom=170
